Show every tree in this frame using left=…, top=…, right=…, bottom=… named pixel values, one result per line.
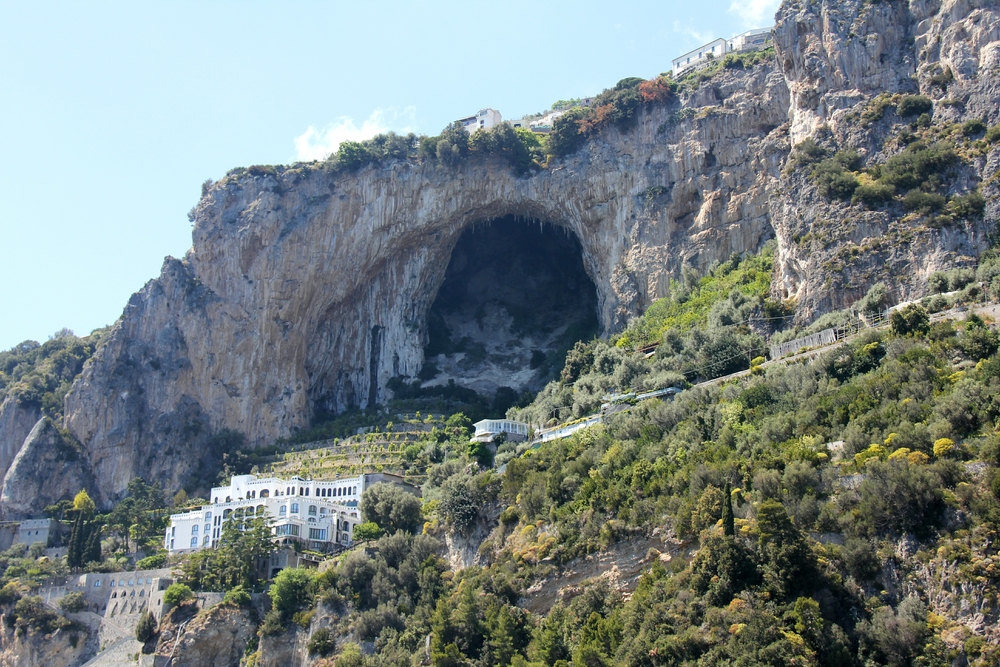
left=59, top=591, right=86, bottom=612
left=307, top=627, right=336, bottom=656
left=722, top=482, right=735, bottom=537
left=163, top=583, right=193, bottom=608
left=269, top=568, right=314, bottom=619
left=858, top=282, right=889, bottom=315
left=106, top=478, right=166, bottom=552
left=135, top=610, right=157, bottom=642
left=439, top=475, right=481, bottom=535
left=361, top=483, right=422, bottom=535
left=890, top=305, right=930, bottom=337
left=72, top=490, right=96, bottom=517
left=548, top=107, right=590, bottom=157
left=352, top=521, right=382, bottom=544
left=756, top=500, right=815, bottom=598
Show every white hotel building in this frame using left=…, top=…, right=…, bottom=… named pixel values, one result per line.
left=165, top=473, right=413, bottom=555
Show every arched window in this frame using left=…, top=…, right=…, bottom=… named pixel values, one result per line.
left=203, top=535, right=210, bottom=546
left=279, top=505, right=287, bottom=516
left=256, top=505, right=266, bottom=515
left=190, top=537, right=198, bottom=547
left=291, top=503, right=299, bottom=514
left=260, top=489, right=270, bottom=498
left=223, top=509, right=233, bottom=519
left=225, top=496, right=231, bottom=502
left=308, top=505, right=317, bottom=516
left=205, top=512, right=212, bottom=520
left=213, top=497, right=218, bottom=504
left=111, top=591, right=117, bottom=598
left=139, top=590, right=144, bottom=597
left=191, top=525, right=199, bottom=535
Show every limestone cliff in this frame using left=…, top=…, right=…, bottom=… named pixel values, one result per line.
left=153, top=602, right=255, bottom=667
left=0, top=419, right=94, bottom=518
left=3, top=0, right=998, bottom=511
left=0, top=398, right=41, bottom=486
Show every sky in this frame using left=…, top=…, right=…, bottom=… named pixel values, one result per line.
left=0, top=0, right=781, bottom=351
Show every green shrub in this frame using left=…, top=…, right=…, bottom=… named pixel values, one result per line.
left=791, top=138, right=827, bottom=169
left=986, top=125, right=1000, bottom=143
left=852, top=182, right=895, bottom=207
left=360, top=483, right=422, bottom=534
left=13, top=596, right=71, bottom=634
left=929, top=67, right=953, bottom=88
left=352, top=521, right=382, bottom=543
left=335, top=644, right=365, bottom=667
left=902, top=189, right=947, bottom=214
left=307, top=627, right=336, bottom=656
left=135, top=610, right=156, bottom=643
left=877, top=141, right=957, bottom=192
left=548, top=108, right=590, bottom=157
left=268, top=568, right=314, bottom=618
left=961, top=118, right=987, bottom=137
left=949, top=191, right=985, bottom=218
left=856, top=459, right=944, bottom=537
left=890, top=305, right=930, bottom=337
left=162, top=583, right=193, bottom=608
left=896, top=95, right=932, bottom=117
left=58, top=591, right=86, bottom=613
left=135, top=552, right=167, bottom=570
left=0, top=583, right=22, bottom=605
left=223, top=585, right=251, bottom=607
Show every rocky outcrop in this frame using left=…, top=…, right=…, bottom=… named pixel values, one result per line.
left=56, top=63, right=788, bottom=507
left=769, top=0, right=1000, bottom=316
left=1, top=0, right=997, bottom=512
left=0, top=616, right=90, bottom=667
left=0, top=419, right=94, bottom=519
left=153, top=602, right=255, bottom=667
left=0, top=398, right=41, bottom=484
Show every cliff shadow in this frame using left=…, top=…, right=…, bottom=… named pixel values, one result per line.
left=418, top=216, right=599, bottom=401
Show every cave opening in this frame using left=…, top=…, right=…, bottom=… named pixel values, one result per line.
left=419, top=216, right=599, bottom=405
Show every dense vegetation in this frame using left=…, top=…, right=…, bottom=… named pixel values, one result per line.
left=0, top=329, right=105, bottom=418
left=205, top=288, right=998, bottom=666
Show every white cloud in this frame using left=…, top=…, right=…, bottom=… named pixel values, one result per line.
left=728, top=0, right=781, bottom=28
left=293, top=107, right=417, bottom=161
left=672, top=20, right=713, bottom=45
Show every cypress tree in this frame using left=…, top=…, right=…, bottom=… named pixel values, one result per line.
left=722, top=482, right=735, bottom=537
left=68, top=512, right=84, bottom=568
left=84, top=522, right=102, bottom=564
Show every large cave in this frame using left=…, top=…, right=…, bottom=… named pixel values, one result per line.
left=420, top=217, right=599, bottom=398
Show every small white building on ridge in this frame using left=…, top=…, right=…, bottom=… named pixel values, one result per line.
left=457, top=108, right=503, bottom=134
left=166, top=472, right=414, bottom=555
left=672, top=27, right=773, bottom=76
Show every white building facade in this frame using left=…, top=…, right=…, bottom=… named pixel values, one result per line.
left=457, top=108, right=503, bottom=134
left=166, top=473, right=416, bottom=555
left=472, top=419, right=529, bottom=443
left=672, top=28, right=773, bottom=76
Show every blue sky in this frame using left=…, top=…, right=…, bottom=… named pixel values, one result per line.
left=0, top=0, right=780, bottom=351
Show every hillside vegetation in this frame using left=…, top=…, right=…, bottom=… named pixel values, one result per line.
left=217, top=285, right=1000, bottom=667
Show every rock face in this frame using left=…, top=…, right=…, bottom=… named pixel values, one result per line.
left=153, top=603, right=256, bottom=667
left=0, top=419, right=94, bottom=519
left=770, top=0, right=1000, bottom=315
left=0, top=398, right=41, bottom=484
left=1, top=0, right=997, bottom=511
left=0, top=616, right=89, bottom=667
